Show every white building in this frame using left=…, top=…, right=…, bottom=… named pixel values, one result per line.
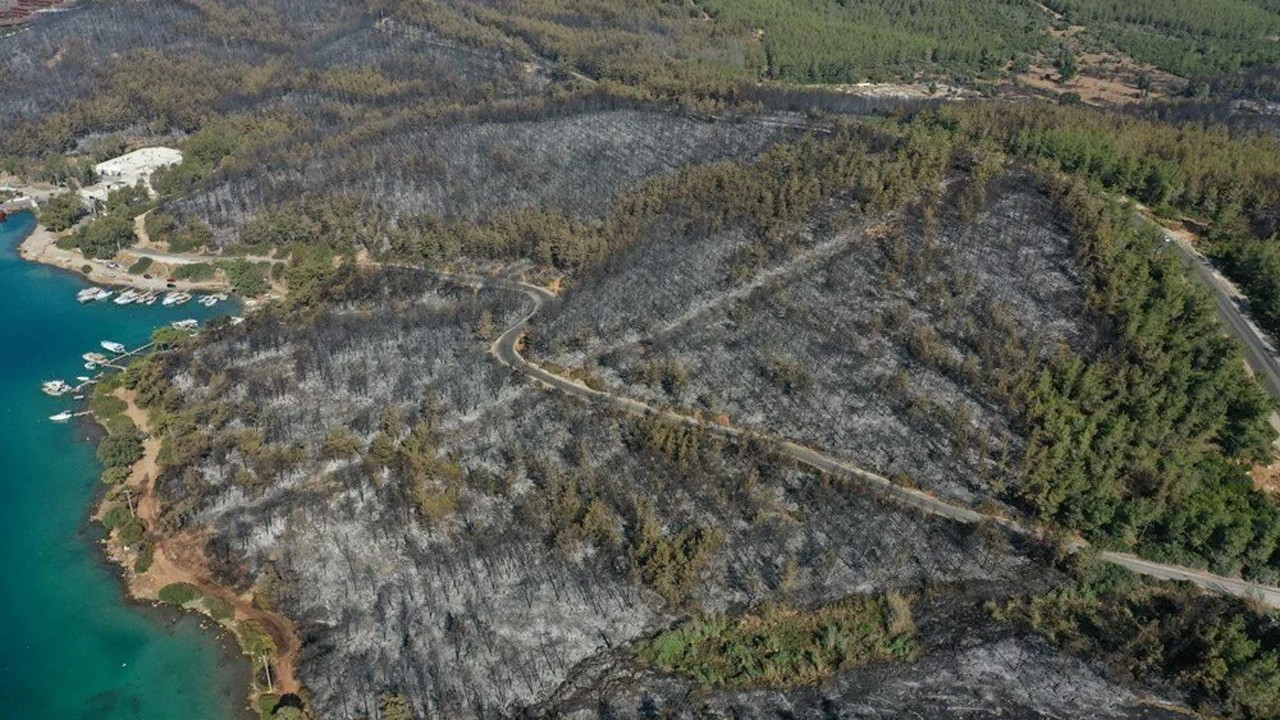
left=79, top=147, right=183, bottom=204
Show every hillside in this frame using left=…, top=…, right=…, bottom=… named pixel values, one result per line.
left=4, top=2, right=1280, bottom=720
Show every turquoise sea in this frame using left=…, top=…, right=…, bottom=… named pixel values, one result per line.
left=0, top=212, right=248, bottom=719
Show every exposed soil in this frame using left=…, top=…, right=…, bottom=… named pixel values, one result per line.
left=18, top=220, right=230, bottom=293
left=99, top=389, right=303, bottom=700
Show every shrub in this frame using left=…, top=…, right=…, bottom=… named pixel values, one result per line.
left=202, top=595, right=235, bottom=621
left=90, top=391, right=127, bottom=419
left=158, top=582, right=201, bottom=606
left=101, top=505, right=132, bottom=531
left=100, top=466, right=131, bottom=485
left=116, top=517, right=146, bottom=545
left=133, top=544, right=154, bottom=573
left=97, top=432, right=143, bottom=469
left=128, top=256, right=153, bottom=275
left=38, top=191, right=84, bottom=231
left=174, top=263, right=215, bottom=281
left=641, top=592, right=916, bottom=688
left=104, top=414, right=137, bottom=436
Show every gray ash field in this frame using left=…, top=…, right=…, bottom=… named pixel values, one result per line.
left=139, top=179, right=1185, bottom=718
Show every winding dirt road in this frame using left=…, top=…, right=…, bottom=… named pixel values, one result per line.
left=456, top=271, right=1280, bottom=609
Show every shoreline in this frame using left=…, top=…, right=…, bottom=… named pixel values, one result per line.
left=92, top=386, right=305, bottom=711
left=74, top=418, right=256, bottom=710
left=15, top=212, right=233, bottom=293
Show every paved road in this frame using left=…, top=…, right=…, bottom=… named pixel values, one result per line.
left=1160, top=224, right=1280, bottom=400
left=446, top=269, right=1280, bottom=609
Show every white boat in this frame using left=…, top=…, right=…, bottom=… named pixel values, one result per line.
left=84, top=362, right=97, bottom=370
left=101, top=341, right=127, bottom=354
left=162, top=291, right=191, bottom=306
left=41, top=380, right=72, bottom=396
left=94, top=289, right=114, bottom=301
left=171, top=319, right=199, bottom=330
left=113, top=290, right=140, bottom=305
left=229, top=316, right=245, bottom=325
left=76, top=376, right=91, bottom=382
left=197, top=295, right=218, bottom=307
left=82, top=352, right=109, bottom=365
left=49, top=411, right=74, bottom=422
left=142, top=292, right=158, bottom=305
left=77, top=287, right=102, bottom=303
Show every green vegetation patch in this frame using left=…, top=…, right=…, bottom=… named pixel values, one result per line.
left=38, top=191, right=85, bottom=232
left=217, top=258, right=268, bottom=295
left=993, top=554, right=1280, bottom=719
left=642, top=592, right=916, bottom=688
left=173, top=262, right=215, bottom=281
left=202, top=595, right=236, bottom=622
left=127, top=256, right=153, bottom=275
left=158, top=582, right=202, bottom=606
left=1043, top=0, right=1280, bottom=76
left=700, top=0, right=1046, bottom=82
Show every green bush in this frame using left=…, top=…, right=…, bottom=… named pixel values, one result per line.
left=218, top=258, right=268, bottom=295
left=104, top=414, right=137, bottom=436
left=133, top=544, right=154, bottom=573
left=174, top=263, right=215, bottom=281
left=68, top=215, right=137, bottom=259
left=91, top=391, right=127, bottom=419
left=641, top=592, right=916, bottom=688
left=158, top=582, right=201, bottom=606
left=97, top=432, right=143, bottom=469
left=101, top=505, right=132, bottom=531
left=100, top=466, right=131, bottom=485
left=128, top=256, right=154, bottom=275
left=38, top=191, right=84, bottom=231
left=116, top=517, right=146, bottom=545
left=202, top=595, right=235, bottom=621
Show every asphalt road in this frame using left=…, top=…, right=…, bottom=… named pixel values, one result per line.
left=1161, top=225, right=1280, bottom=400
left=456, top=270, right=1280, bottom=609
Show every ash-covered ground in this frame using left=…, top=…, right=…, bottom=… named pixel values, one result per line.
left=144, top=181, right=1188, bottom=718
left=534, top=176, right=1096, bottom=505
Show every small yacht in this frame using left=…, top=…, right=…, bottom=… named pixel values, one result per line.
left=77, top=287, right=102, bottom=303
left=100, top=341, right=127, bottom=355
left=76, top=376, right=91, bottom=383
left=170, top=319, right=199, bottom=330
left=113, top=289, right=140, bottom=305
left=162, top=291, right=191, bottom=306
left=82, top=352, right=109, bottom=365
left=49, top=411, right=74, bottom=422
left=94, top=288, right=114, bottom=301
left=41, top=380, right=72, bottom=396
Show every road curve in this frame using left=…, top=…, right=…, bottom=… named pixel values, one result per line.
left=442, top=269, right=1280, bottom=609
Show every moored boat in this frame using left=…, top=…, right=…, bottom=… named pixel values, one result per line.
left=100, top=341, right=127, bottom=354
left=113, top=289, right=140, bottom=305
left=49, top=411, right=73, bottom=422
left=41, top=380, right=72, bottom=396
left=170, top=318, right=199, bottom=330
left=77, top=287, right=102, bottom=303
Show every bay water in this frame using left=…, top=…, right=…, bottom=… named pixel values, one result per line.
left=0, top=211, right=248, bottom=719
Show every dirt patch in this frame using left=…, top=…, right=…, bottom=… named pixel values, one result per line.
left=19, top=218, right=230, bottom=293
left=1008, top=6, right=1184, bottom=106
left=98, top=389, right=303, bottom=701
